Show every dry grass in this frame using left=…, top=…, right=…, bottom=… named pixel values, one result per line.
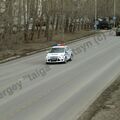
left=0, top=30, right=95, bottom=61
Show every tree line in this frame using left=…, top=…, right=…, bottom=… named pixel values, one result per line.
left=0, top=0, right=120, bottom=49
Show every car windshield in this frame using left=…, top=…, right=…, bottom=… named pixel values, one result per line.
left=49, top=48, right=65, bottom=53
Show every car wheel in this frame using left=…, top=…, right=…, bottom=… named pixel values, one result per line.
left=69, top=54, right=73, bottom=61
left=63, top=57, right=67, bottom=64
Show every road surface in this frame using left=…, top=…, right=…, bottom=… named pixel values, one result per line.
left=0, top=31, right=120, bottom=120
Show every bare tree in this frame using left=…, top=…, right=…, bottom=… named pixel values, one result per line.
left=0, top=0, right=120, bottom=50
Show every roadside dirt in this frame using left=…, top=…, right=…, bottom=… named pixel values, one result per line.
left=78, top=75, right=120, bottom=120
left=0, top=30, right=94, bottom=61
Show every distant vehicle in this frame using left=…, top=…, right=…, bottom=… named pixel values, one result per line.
left=98, top=20, right=111, bottom=30
left=46, top=44, right=73, bottom=64
left=116, top=25, right=120, bottom=36
left=97, top=18, right=112, bottom=30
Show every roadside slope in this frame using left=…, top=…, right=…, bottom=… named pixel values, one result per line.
left=78, top=76, right=120, bottom=120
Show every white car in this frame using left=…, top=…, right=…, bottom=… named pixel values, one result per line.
left=46, top=44, right=73, bottom=64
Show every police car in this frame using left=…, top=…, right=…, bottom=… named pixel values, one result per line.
left=46, top=44, right=73, bottom=64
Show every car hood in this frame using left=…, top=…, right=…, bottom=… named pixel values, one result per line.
left=47, top=53, right=65, bottom=57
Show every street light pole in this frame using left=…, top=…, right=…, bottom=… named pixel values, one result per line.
left=95, top=0, right=97, bottom=22
left=95, top=0, right=97, bottom=30
left=114, top=0, right=116, bottom=27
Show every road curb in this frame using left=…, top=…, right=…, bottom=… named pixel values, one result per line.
left=0, top=31, right=103, bottom=64
left=77, top=74, right=120, bottom=120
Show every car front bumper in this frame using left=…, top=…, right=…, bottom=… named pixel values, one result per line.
left=46, top=57, right=65, bottom=63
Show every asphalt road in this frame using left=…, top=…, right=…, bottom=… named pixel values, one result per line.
left=0, top=31, right=120, bottom=120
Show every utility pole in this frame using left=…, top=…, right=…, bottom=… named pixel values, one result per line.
left=113, top=0, right=116, bottom=27
left=95, top=0, right=97, bottom=30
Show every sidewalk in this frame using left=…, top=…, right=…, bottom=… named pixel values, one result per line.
left=78, top=75, right=120, bottom=120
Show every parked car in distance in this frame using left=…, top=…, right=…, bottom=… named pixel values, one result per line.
left=98, top=20, right=111, bottom=30
left=116, top=25, right=120, bottom=36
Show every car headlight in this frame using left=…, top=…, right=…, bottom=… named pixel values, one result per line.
left=46, top=55, right=50, bottom=59
left=59, top=55, right=65, bottom=59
